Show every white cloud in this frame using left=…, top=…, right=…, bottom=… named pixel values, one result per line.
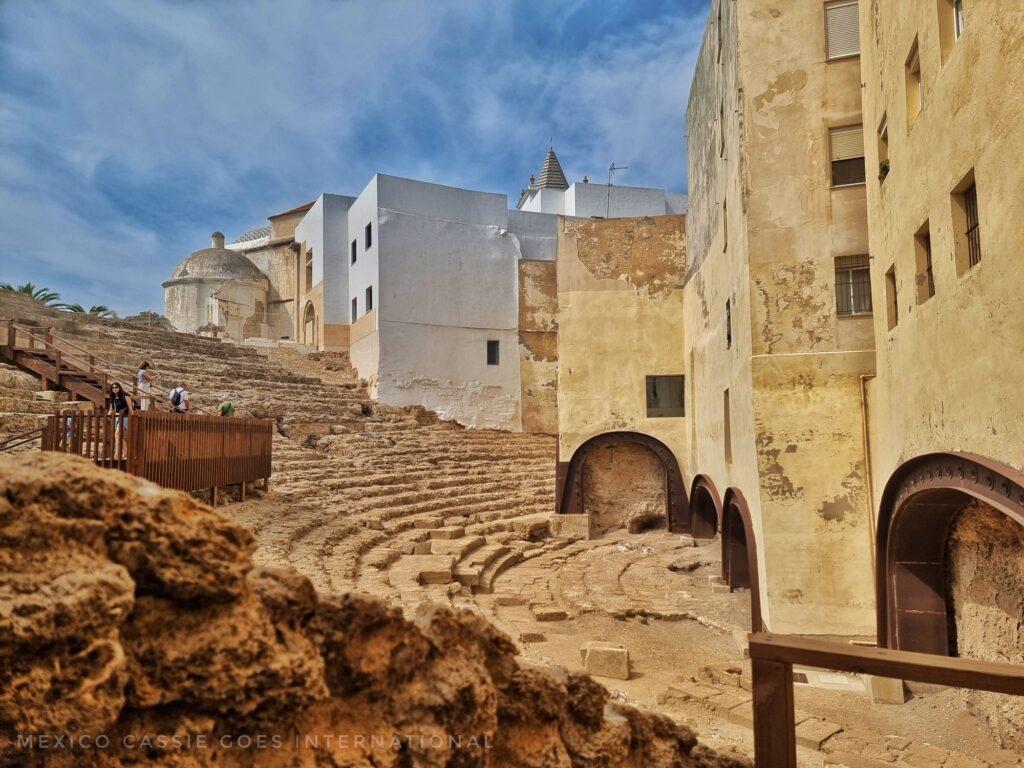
left=0, top=0, right=706, bottom=314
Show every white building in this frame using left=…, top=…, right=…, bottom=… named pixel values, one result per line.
left=165, top=149, right=686, bottom=431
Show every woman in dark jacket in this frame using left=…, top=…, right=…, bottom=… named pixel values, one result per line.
left=107, top=382, right=135, bottom=459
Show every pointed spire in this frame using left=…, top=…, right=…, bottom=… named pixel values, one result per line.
left=537, top=147, right=569, bottom=190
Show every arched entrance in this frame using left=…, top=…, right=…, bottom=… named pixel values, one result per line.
left=690, top=475, right=721, bottom=539
left=556, top=431, right=689, bottom=533
left=721, top=488, right=763, bottom=631
left=302, top=302, right=317, bottom=348
left=876, top=452, right=1024, bottom=655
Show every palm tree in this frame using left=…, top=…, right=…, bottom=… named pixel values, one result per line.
left=61, top=303, right=116, bottom=318
left=0, top=282, right=62, bottom=306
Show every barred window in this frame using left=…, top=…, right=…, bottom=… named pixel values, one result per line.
left=835, top=254, right=872, bottom=315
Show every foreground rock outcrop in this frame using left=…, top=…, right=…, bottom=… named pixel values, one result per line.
left=0, top=453, right=748, bottom=768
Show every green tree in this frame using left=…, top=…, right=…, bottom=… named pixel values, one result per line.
left=0, top=282, right=62, bottom=306
left=61, top=303, right=116, bottom=318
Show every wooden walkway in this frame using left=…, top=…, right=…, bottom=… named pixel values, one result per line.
left=42, top=411, right=273, bottom=503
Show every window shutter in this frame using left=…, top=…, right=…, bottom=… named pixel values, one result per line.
left=826, top=0, right=860, bottom=59
left=830, top=125, right=864, bottom=161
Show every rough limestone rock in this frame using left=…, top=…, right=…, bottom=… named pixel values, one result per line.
left=0, top=453, right=750, bottom=768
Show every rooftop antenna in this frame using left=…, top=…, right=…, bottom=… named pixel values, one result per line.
left=606, top=162, right=628, bottom=218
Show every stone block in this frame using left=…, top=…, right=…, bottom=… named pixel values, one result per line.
left=580, top=641, right=630, bottom=680
left=677, top=534, right=696, bottom=547
left=825, top=753, right=896, bottom=768
left=413, top=541, right=432, bottom=555
left=519, top=632, right=545, bottom=643
left=494, top=594, right=527, bottom=607
left=413, top=516, right=443, bottom=529
left=885, top=737, right=912, bottom=752
left=550, top=513, right=591, bottom=540
left=976, top=749, right=1022, bottom=768
left=862, top=675, right=906, bottom=705
left=411, top=555, right=454, bottom=585
left=943, top=756, right=987, bottom=768
left=664, top=682, right=722, bottom=703
left=430, top=526, right=466, bottom=540
left=726, top=700, right=753, bottom=728
left=34, top=390, right=68, bottom=402
left=712, top=583, right=732, bottom=594
left=895, top=757, right=943, bottom=768
left=903, top=745, right=949, bottom=764
left=531, top=605, right=567, bottom=622
left=795, top=719, right=844, bottom=750
left=860, top=745, right=898, bottom=764
left=709, top=691, right=751, bottom=717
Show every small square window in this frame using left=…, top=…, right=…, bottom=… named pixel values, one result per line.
left=646, top=375, right=685, bottom=418
left=351, top=239, right=357, bottom=265
left=877, top=115, right=889, bottom=181
left=952, top=170, right=981, bottom=274
left=885, top=264, right=899, bottom=330
left=351, top=297, right=358, bottom=323
left=905, top=39, right=922, bottom=128
left=365, top=286, right=373, bottom=312
left=486, top=340, right=499, bottom=366
left=825, top=0, right=860, bottom=60
left=914, top=221, right=935, bottom=303
left=365, top=222, right=373, bottom=249
left=835, top=254, right=872, bottom=315
left=830, top=125, right=866, bottom=186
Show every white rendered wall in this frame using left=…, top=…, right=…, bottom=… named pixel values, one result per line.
left=517, top=187, right=566, bottom=214
left=295, top=193, right=355, bottom=325
left=565, top=182, right=674, bottom=218
left=507, top=209, right=557, bottom=261
left=347, top=177, right=381, bottom=381
left=374, top=175, right=522, bottom=429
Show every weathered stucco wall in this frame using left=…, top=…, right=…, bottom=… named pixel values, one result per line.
left=683, top=0, right=875, bottom=634
left=556, top=215, right=687, bottom=474
left=947, top=500, right=1024, bottom=750
left=518, top=259, right=558, bottom=434
left=861, top=0, right=1024, bottom=509
left=242, top=242, right=298, bottom=339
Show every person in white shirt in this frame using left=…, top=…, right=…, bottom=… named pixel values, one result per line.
left=169, top=381, right=190, bottom=413
left=137, top=361, right=157, bottom=411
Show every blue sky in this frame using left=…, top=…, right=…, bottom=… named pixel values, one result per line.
left=0, top=0, right=709, bottom=315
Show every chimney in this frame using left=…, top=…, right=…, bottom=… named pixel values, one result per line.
left=211, top=231, right=225, bottom=249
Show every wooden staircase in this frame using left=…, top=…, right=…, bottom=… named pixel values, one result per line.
left=2, top=321, right=113, bottom=406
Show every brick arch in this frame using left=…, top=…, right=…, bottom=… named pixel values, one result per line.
left=876, top=452, right=1024, bottom=654
left=555, top=431, right=689, bottom=533
left=722, top=487, right=764, bottom=632
left=689, top=474, right=722, bottom=539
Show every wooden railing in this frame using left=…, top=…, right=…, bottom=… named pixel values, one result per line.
left=41, top=411, right=272, bottom=503
left=749, top=633, right=1024, bottom=767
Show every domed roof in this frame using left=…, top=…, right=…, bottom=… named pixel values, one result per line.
left=167, top=233, right=266, bottom=283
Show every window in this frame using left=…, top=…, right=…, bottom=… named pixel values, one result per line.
left=830, top=125, right=866, bottom=186
left=305, top=248, right=313, bottom=290
left=723, top=389, right=732, bottom=464
left=825, top=0, right=860, bottom=60
left=952, top=170, right=981, bottom=273
left=351, top=239, right=357, bottom=265
left=725, top=297, right=732, bottom=348
left=351, top=297, right=358, bottom=322
left=365, top=286, right=373, bottom=312
left=877, top=115, right=889, bottom=180
left=719, top=100, right=726, bottom=157
left=365, top=222, right=373, bottom=249
left=646, top=375, right=686, bottom=418
left=884, top=264, right=899, bottom=330
left=486, top=340, right=499, bottom=366
left=938, top=0, right=966, bottom=62
left=914, top=221, right=935, bottom=302
left=716, top=1, right=723, bottom=62
left=835, top=255, right=872, bottom=315
left=905, top=39, right=922, bottom=128
left=722, top=197, right=728, bottom=251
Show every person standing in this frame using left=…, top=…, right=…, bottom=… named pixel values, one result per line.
left=136, top=361, right=157, bottom=411
left=169, top=381, right=190, bottom=413
left=107, top=382, right=134, bottom=459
